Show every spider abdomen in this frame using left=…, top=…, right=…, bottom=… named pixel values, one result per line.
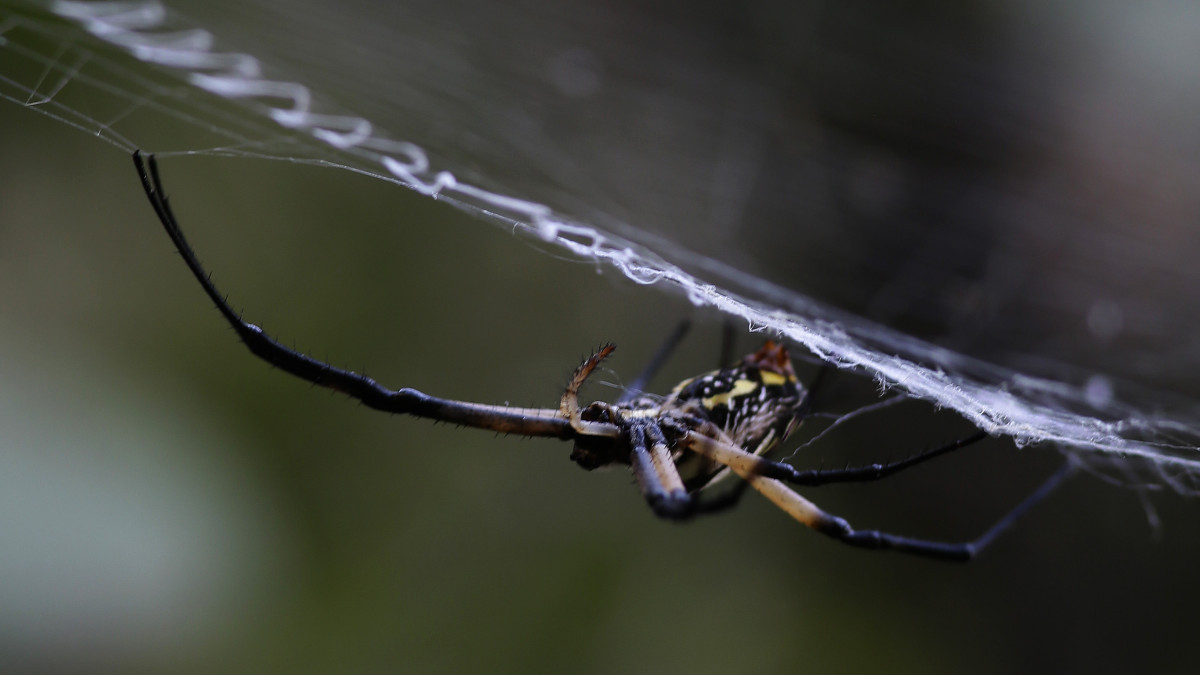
left=666, top=341, right=804, bottom=455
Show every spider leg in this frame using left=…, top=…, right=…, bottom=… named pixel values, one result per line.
left=795, top=364, right=829, bottom=419
left=689, top=480, right=752, bottom=515
left=718, top=319, right=737, bottom=368
left=823, top=461, right=1075, bottom=560
left=628, top=423, right=691, bottom=518
left=684, top=431, right=1074, bottom=561
left=676, top=428, right=992, bottom=489
left=616, top=320, right=690, bottom=405
left=133, top=151, right=592, bottom=440
left=558, top=346, right=630, bottom=442
left=789, top=430, right=989, bottom=486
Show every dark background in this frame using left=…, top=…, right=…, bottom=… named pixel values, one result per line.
left=2, top=1, right=1198, bottom=672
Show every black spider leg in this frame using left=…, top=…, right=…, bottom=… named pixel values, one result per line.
left=687, top=461, right=753, bottom=515
left=696, top=429, right=994, bottom=510
left=812, top=459, right=1076, bottom=560
left=788, top=430, right=989, bottom=486
left=616, top=320, right=691, bottom=405
left=686, top=428, right=1077, bottom=561
left=718, top=319, right=737, bottom=370
left=616, top=318, right=742, bottom=406
left=133, top=151, right=578, bottom=440
left=688, top=408, right=984, bottom=501
left=692, top=425, right=1076, bottom=560
left=685, top=428, right=989, bottom=489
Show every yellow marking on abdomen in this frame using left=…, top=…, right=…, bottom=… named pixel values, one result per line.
left=760, top=371, right=792, bottom=386
left=703, top=378, right=759, bottom=410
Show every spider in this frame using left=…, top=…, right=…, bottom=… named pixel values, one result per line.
left=133, top=151, right=1072, bottom=561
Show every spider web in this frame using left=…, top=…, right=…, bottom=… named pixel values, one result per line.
left=5, top=0, right=1200, bottom=490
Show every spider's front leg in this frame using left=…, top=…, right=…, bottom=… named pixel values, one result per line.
left=134, top=151, right=588, bottom=439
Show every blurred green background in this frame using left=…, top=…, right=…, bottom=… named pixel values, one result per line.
left=3, top=2, right=1200, bottom=673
